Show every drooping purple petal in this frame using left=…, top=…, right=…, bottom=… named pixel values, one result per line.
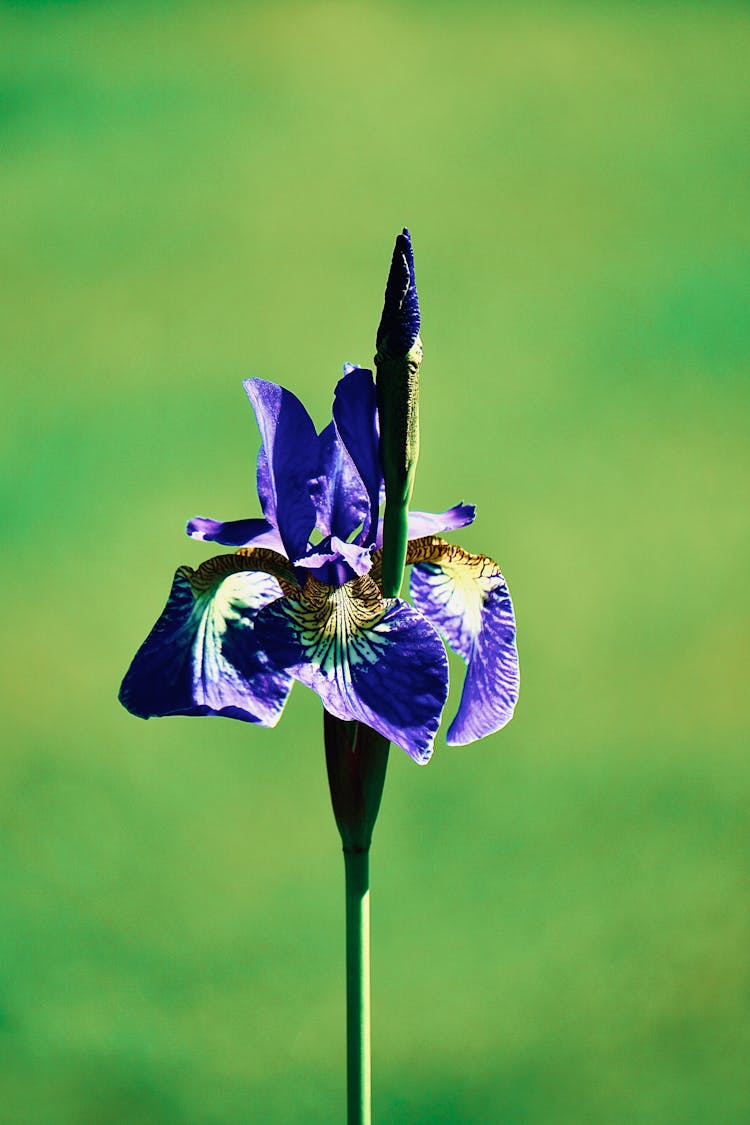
left=186, top=516, right=284, bottom=551
left=244, top=378, right=319, bottom=560
left=409, top=542, right=519, bottom=745
left=332, top=366, right=382, bottom=544
left=311, top=421, right=369, bottom=542
left=119, top=566, right=292, bottom=725
left=255, top=576, right=448, bottom=763
left=374, top=502, right=476, bottom=549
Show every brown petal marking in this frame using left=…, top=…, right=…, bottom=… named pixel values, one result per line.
left=178, top=547, right=300, bottom=597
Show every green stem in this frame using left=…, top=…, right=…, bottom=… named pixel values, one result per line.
left=379, top=495, right=410, bottom=599
left=324, top=717, right=387, bottom=1123
left=344, top=848, right=371, bottom=1125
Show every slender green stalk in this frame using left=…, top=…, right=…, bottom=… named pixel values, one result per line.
left=324, top=719, right=387, bottom=1124
left=344, top=848, right=371, bottom=1125
left=378, top=476, right=412, bottom=599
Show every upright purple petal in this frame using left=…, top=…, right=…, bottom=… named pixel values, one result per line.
left=408, top=540, right=519, bottom=745
left=244, top=379, right=319, bottom=560
left=312, top=421, right=369, bottom=542
left=119, top=566, right=292, bottom=725
left=332, top=366, right=382, bottom=544
left=187, top=516, right=284, bottom=552
left=256, top=446, right=276, bottom=528
left=255, top=576, right=448, bottom=763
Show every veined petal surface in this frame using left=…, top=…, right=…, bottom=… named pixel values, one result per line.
left=312, top=420, right=369, bottom=542
left=408, top=537, right=519, bottom=745
left=332, top=366, right=382, bottom=544
left=244, top=378, right=319, bottom=560
left=119, top=563, right=292, bottom=725
left=255, top=575, right=448, bottom=763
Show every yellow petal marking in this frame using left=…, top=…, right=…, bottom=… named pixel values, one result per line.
left=178, top=547, right=300, bottom=598
left=371, top=535, right=503, bottom=592
left=282, top=574, right=391, bottom=679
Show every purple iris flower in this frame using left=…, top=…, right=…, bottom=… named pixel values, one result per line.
left=119, top=366, right=519, bottom=763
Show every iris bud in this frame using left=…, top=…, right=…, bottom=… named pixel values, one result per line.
left=375, top=228, right=423, bottom=599
left=375, top=227, right=422, bottom=367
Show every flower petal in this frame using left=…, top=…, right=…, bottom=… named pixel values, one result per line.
left=186, top=516, right=284, bottom=551
left=255, top=575, right=448, bottom=763
left=312, top=421, right=370, bottom=541
left=374, top=502, right=476, bottom=548
left=119, top=561, right=292, bottom=725
left=332, top=366, right=382, bottom=544
left=407, top=503, right=476, bottom=539
left=407, top=537, right=519, bottom=745
left=294, top=536, right=373, bottom=580
left=244, top=378, right=319, bottom=560
left=256, top=445, right=275, bottom=526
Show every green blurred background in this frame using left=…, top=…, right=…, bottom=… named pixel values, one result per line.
left=1, top=1, right=748, bottom=1121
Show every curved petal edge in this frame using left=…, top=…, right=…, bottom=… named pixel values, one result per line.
left=119, top=566, right=292, bottom=726
left=408, top=538, right=519, bottom=745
